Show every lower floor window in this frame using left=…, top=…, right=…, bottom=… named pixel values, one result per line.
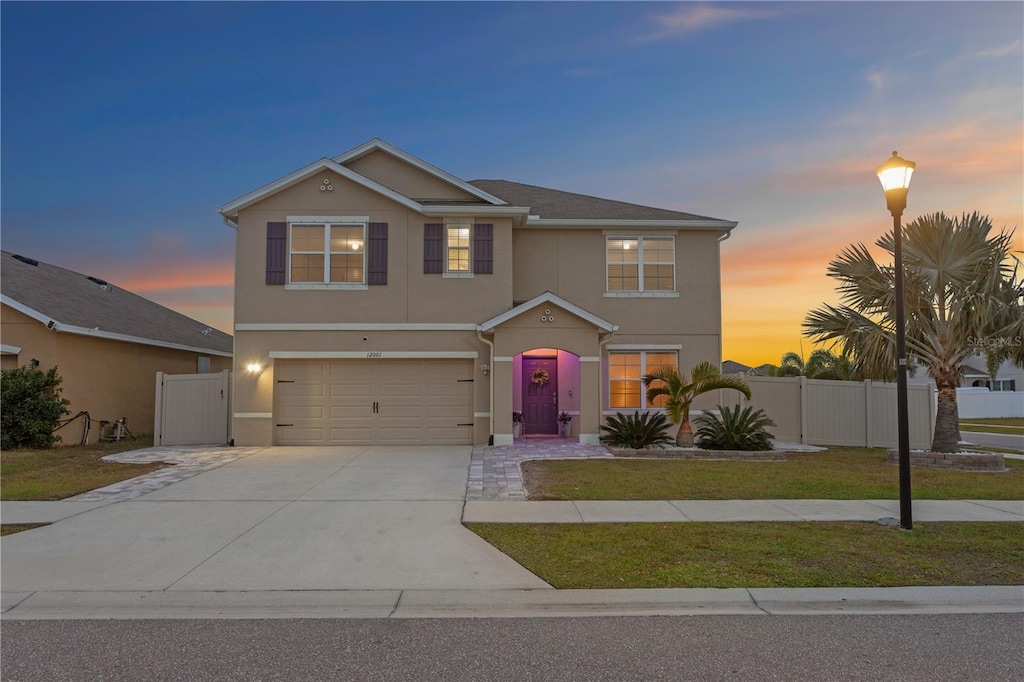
left=609, top=351, right=678, bottom=409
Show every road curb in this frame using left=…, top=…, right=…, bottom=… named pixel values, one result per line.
left=2, top=586, right=1020, bottom=620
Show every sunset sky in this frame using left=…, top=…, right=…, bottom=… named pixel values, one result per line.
left=2, top=2, right=1021, bottom=366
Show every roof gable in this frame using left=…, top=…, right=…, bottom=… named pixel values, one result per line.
left=0, top=251, right=232, bottom=356
left=478, top=291, right=617, bottom=333
left=217, top=158, right=422, bottom=218
left=334, top=138, right=507, bottom=206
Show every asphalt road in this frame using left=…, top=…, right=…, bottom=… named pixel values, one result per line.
left=3, top=614, right=1022, bottom=681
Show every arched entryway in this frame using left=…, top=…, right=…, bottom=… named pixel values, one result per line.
left=514, top=348, right=580, bottom=438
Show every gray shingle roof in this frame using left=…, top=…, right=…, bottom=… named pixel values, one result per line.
left=722, top=360, right=753, bottom=374
left=1, top=251, right=232, bottom=355
left=468, top=179, right=722, bottom=221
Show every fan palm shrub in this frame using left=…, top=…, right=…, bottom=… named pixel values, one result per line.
left=804, top=212, right=1020, bottom=452
left=694, top=404, right=776, bottom=451
left=599, top=411, right=674, bottom=449
left=643, top=362, right=752, bottom=447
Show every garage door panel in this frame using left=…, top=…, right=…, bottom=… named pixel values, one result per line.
left=279, top=405, right=326, bottom=419
left=276, top=359, right=472, bottom=446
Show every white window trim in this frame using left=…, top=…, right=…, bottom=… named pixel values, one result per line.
left=445, top=220, right=474, bottom=277
left=607, top=349, right=679, bottom=410
left=605, top=235, right=676, bottom=294
left=287, top=216, right=369, bottom=287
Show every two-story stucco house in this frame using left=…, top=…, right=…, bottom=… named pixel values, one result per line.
left=219, top=139, right=736, bottom=447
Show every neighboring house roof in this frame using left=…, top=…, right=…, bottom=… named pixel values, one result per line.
left=960, top=361, right=991, bottom=378
left=469, top=179, right=730, bottom=225
left=0, top=251, right=232, bottom=357
left=722, top=360, right=752, bottom=374
left=750, top=363, right=776, bottom=376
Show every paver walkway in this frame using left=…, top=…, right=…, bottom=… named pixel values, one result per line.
left=68, top=445, right=265, bottom=502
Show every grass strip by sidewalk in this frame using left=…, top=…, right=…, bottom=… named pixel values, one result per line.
left=960, top=418, right=1024, bottom=428
left=468, top=522, right=1024, bottom=589
left=960, top=424, right=1024, bottom=435
left=522, top=448, right=1024, bottom=501
left=1, top=436, right=163, bottom=501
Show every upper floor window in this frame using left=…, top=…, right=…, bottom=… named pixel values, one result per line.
left=994, top=379, right=1016, bottom=391
left=447, top=223, right=472, bottom=273
left=290, top=221, right=365, bottom=285
left=606, top=236, right=675, bottom=293
left=609, top=351, right=678, bottom=409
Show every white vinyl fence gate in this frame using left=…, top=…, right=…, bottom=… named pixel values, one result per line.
left=154, top=370, right=231, bottom=446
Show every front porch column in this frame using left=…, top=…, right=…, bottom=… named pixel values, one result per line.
left=493, top=357, right=514, bottom=446
left=579, top=356, right=601, bottom=444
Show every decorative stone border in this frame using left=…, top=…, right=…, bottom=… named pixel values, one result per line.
left=609, top=447, right=785, bottom=461
left=885, top=449, right=1007, bottom=472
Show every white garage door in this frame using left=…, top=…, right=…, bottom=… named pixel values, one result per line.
left=274, top=359, right=474, bottom=445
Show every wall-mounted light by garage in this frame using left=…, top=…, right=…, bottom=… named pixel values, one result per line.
left=481, top=363, right=490, bottom=375
left=246, top=363, right=262, bottom=374
left=29, top=358, right=40, bottom=368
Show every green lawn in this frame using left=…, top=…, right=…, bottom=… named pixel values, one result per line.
left=960, top=418, right=1024, bottom=428
left=0, top=436, right=163, bottom=501
left=960, top=418, right=1024, bottom=435
left=468, top=522, right=1024, bottom=588
left=521, top=447, right=1024, bottom=501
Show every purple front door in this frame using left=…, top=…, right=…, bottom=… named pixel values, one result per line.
left=523, top=356, right=558, bottom=435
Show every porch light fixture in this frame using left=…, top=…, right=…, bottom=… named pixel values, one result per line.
left=246, top=363, right=262, bottom=374
left=876, top=150, right=915, bottom=530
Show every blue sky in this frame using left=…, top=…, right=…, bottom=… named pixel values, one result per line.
left=2, top=1, right=1021, bottom=363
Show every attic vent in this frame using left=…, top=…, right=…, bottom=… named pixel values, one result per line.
left=87, top=276, right=109, bottom=286
left=12, top=255, right=39, bottom=266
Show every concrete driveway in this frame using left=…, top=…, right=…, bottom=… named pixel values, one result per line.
left=0, top=446, right=550, bottom=592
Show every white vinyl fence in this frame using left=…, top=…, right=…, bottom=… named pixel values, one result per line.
left=956, top=388, right=1024, bottom=419
left=154, top=370, right=231, bottom=446
left=721, top=376, right=936, bottom=449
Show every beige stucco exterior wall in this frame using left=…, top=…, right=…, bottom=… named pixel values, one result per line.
left=344, top=150, right=479, bottom=201
left=235, top=171, right=513, bottom=325
left=1, top=304, right=231, bottom=444
left=228, top=152, right=729, bottom=446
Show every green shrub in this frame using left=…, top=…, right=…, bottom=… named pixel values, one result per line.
left=695, top=404, right=776, bottom=451
left=600, top=411, right=674, bottom=449
left=1, top=366, right=71, bottom=449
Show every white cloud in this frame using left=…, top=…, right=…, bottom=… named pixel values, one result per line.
left=638, top=3, right=776, bottom=42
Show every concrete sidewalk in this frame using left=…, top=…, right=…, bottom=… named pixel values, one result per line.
left=463, top=499, right=1024, bottom=523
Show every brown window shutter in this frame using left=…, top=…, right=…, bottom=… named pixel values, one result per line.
left=367, top=223, right=388, bottom=285
left=424, top=223, right=443, bottom=273
left=266, top=222, right=287, bottom=285
left=473, top=223, right=493, bottom=274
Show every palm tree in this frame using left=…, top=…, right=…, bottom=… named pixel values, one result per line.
left=804, top=212, right=1019, bottom=453
left=773, top=349, right=859, bottom=380
left=775, top=352, right=805, bottom=377
left=643, top=361, right=752, bottom=447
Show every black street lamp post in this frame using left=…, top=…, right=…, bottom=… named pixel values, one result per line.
left=876, top=151, right=916, bottom=530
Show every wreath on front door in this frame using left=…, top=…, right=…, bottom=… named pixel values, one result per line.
left=530, top=368, right=550, bottom=386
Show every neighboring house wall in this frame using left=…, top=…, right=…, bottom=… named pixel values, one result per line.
left=1, top=304, right=231, bottom=444
left=345, top=149, right=479, bottom=201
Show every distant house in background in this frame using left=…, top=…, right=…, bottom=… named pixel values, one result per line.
left=722, top=360, right=753, bottom=375
left=0, top=251, right=233, bottom=443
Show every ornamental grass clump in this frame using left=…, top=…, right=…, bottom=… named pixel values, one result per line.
left=695, top=404, right=776, bottom=451
left=599, top=411, right=674, bottom=449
